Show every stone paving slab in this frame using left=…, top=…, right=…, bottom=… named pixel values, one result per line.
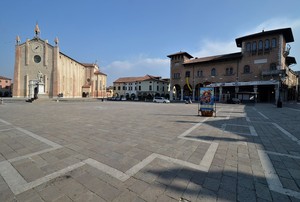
left=0, top=101, right=300, bottom=201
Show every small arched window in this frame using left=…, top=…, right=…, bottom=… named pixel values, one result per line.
left=265, top=39, right=270, bottom=50
left=226, top=68, right=229, bottom=75
left=258, top=40, right=263, bottom=51
left=226, top=67, right=233, bottom=75
left=244, top=65, right=250, bottom=74
left=270, top=63, right=277, bottom=70
left=185, top=71, right=190, bottom=78
left=252, top=42, right=257, bottom=53
left=246, top=42, right=251, bottom=52
left=197, top=70, right=203, bottom=77
left=271, top=38, right=277, bottom=48
left=211, top=68, right=216, bottom=76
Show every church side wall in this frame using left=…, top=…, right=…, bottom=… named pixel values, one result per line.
left=58, top=54, right=85, bottom=98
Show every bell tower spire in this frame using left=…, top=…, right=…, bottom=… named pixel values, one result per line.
left=34, top=23, right=40, bottom=38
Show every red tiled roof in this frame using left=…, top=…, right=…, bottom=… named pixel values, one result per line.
left=114, top=74, right=161, bottom=83
left=94, top=70, right=107, bottom=76
left=167, top=51, right=193, bottom=59
left=0, top=76, right=12, bottom=80
left=82, top=63, right=96, bottom=67
left=236, top=28, right=294, bottom=47
left=183, top=52, right=242, bottom=65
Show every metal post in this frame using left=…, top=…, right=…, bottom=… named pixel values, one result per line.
left=277, top=74, right=282, bottom=108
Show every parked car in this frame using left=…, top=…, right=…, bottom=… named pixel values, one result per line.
left=153, top=97, right=170, bottom=103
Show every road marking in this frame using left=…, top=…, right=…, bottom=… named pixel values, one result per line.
left=258, top=150, right=300, bottom=199
left=0, top=161, right=27, bottom=194
left=222, top=124, right=258, bottom=136
left=0, top=128, right=14, bottom=132
left=178, top=117, right=209, bottom=138
left=177, top=116, right=218, bottom=170
left=1, top=151, right=216, bottom=195
left=272, top=123, right=300, bottom=146
left=253, top=107, right=269, bottom=120
left=85, top=158, right=130, bottom=181
left=15, top=127, right=61, bottom=148
left=0, top=160, right=85, bottom=195
left=8, top=147, right=62, bottom=163
left=286, top=107, right=300, bottom=112
left=199, top=142, right=218, bottom=170
left=265, top=151, right=300, bottom=160
left=0, top=118, right=12, bottom=125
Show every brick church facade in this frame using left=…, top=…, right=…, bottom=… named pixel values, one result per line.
left=13, top=24, right=107, bottom=99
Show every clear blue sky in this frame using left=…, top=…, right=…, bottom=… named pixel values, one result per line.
left=1, top=0, right=300, bottom=85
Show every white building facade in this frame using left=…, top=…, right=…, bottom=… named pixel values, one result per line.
left=113, top=75, right=170, bottom=100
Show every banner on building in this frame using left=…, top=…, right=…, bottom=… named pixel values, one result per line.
left=199, top=87, right=215, bottom=112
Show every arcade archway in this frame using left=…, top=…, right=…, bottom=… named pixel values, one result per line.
left=173, top=84, right=181, bottom=100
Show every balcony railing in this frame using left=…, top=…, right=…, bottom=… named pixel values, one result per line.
left=261, top=69, right=285, bottom=76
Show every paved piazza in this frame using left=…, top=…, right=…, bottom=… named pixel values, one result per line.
left=0, top=100, right=300, bottom=201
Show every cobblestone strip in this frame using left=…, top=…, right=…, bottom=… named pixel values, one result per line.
left=177, top=116, right=219, bottom=170
left=177, top=117, right=210, bottom=139
left=222, top=124, right=258, bottom=136
left=272, top=123, right=300, bottom=146
left=252, top=107, right=269, bottom=120
left=258, top=150, right=300, bottom=199
left=0, top=118, right=12, bottom=125
left=1, top=126, right=63, bottom=163
left=0, top=150, right=216, bottom=196
left=0, top=159, right=85, bottom=195
left=252, top=108, right=300, bottom=199
left=0, top=128, right=14, bottom=132
left=0, top=115, right=220, bottom=197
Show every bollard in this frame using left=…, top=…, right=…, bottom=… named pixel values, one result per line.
left=0, top=98, right=3, bottom=105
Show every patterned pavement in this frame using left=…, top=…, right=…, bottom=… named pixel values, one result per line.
left=0, top=100, right=300, bottom=201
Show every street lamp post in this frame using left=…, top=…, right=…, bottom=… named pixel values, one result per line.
left=211, top=76, right=217, bottom=117
left=277, top=73, right=283, bottom=108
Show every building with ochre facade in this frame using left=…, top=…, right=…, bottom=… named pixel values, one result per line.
left=13, top=24, right=107, bottom=99
left=168, top=28, right=298, bottom=103
left=0, top=76, right=12, bottom=97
